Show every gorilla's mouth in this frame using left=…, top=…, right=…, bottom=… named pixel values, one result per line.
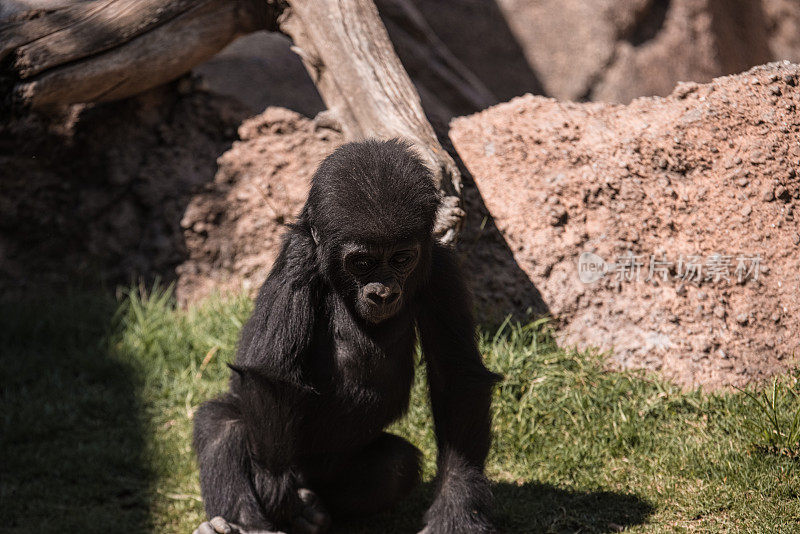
left=361, top=296, right=403, bottom=323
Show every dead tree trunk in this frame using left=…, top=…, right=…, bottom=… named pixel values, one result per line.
left=0, top=0, right=476, bottom=241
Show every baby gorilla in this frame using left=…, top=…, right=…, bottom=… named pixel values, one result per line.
left=193, top=140, right=500, bottom=534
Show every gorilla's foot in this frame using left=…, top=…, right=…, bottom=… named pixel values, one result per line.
left=294, top=488, right=331, bottom=533
left=193, top=489, right=330, bottom=534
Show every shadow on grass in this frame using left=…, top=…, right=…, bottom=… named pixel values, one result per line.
left=0, top=292, right=151, bottom=532
left=493, top=481, right=653, bottom=533
left=335, top=480, right=653, bottom=534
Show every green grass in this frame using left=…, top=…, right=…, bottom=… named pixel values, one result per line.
left=1, top=287, right=799, bottom=533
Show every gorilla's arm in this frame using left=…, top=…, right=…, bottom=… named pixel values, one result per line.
left=232, top=226, right=319, bottom=477
left=204, top=227, right=322, bottom=529
left=417, top=244, right=501, bottom=533
left=236, top=227, right=320, bottom=379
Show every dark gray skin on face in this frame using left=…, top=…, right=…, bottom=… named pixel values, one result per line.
left=342, top=241, right=421, bottom=324
left=192, top=139, right=500, bottom=534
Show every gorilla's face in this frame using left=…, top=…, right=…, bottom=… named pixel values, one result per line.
left=341, top=241, right=421, bottom=323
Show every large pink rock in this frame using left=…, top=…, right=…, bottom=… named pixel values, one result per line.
left=450, top=62, right=800, bottom=388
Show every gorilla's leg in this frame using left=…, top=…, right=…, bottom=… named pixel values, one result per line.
left=194, top=398, right=269, bottom=527
left=315, top=432, right=422, bottom=517
left=193, top=397, right=330, bottom=534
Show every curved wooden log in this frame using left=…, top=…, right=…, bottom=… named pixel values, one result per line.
left=2, top=0, right=273, bottom=107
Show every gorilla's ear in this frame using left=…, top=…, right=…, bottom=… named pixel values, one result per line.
left=310, top=226, right=320, bottom=246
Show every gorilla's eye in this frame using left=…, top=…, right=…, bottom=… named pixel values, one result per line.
left=351, top=256, right=376, bottom=273
left=391, top=252, right=414, bottom=267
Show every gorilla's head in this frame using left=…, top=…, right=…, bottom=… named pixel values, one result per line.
left=301, top=139, right=439, bottom=323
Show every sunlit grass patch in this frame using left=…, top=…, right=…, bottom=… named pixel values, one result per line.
left=737, top=375, right=800, bottom=459
left=2, top=287, right=798, bottom=533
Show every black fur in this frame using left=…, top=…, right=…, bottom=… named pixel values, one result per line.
left=193, top=139, right=500, bottom=533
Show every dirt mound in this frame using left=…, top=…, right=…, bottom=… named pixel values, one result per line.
left=175, top=109, right=342, bottom=304
left=0, top=80, right=250, bottom=289
left=451, top=61, right=800, bottom=388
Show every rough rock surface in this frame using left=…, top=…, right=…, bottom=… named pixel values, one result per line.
left=191, top=0, right=800, bottom=127
left=410, top=0, right=800, bottom=103
left=175, top=62, right=799, bottom=388
left=193, top=32, right=325, bottom=118
left=451, top=62, right=800, bottom=388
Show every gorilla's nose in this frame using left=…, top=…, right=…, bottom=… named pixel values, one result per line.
left=366, top=284, right=400, bottom=305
